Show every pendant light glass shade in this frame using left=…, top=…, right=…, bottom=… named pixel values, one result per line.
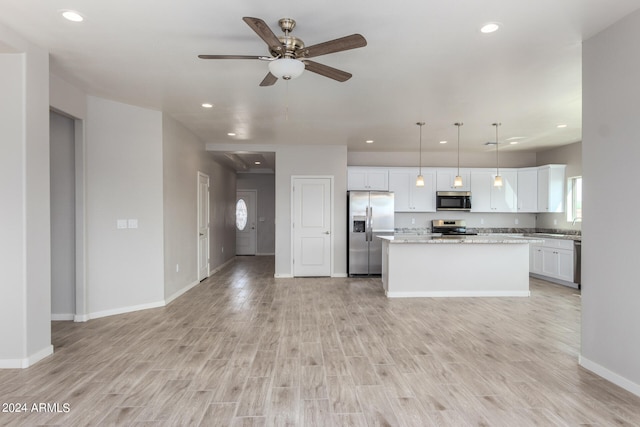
left=416, top=122, right=425, bottom=187
left=453, top=122, right=463, bottom=187
left=493, top=122, right=502, bottom=187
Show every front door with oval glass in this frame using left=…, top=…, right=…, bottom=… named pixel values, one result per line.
left=236, top=190, right=257, bottom=255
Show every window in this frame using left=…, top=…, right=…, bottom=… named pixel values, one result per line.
left=236, top=199, right=248, bottom=230
left=567, top=176, right=582, bottom=223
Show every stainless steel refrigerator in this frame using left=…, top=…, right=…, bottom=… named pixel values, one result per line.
left=348, top=191, right=394, bottom=276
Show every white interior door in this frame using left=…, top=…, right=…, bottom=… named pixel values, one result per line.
left=293, top=177, right=332, bottom=277
left=198, top=172, right=210, bottom=281
left=236, top=190, right=257, bottom=255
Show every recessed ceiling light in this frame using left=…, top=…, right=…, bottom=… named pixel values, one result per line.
left=480, top=22, right=500, bottom=33
left=557, top=124, right=568, bottom=128
left=227, top=132, right=236, bottom=136
left=61, top=10, right=84, bottom=22
left=254, top=161, right=261, bottom=165
left=439, top=140, right=448, bottom=144
left=365, top=140, right=374, bottom=144
left=510, top=141, right=519, bottom=145
left=201, top=103, right=213, bottom=108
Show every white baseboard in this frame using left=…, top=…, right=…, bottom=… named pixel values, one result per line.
left=579, top=355, right=640, bottom=398
left=74, top=314, right=89, bottom=322
left=385, top=290, right=531, bottom=298
left=274, top=274, right=294, bottom=278
left=87, top=300, right=166, bottom=321
left=209, top=257, right=235, bottom=276
left=332, top=273, right=348, bottom=278
left=256, top=252, right=275, bottom=256
left=51, top=313, right=75, bottom=321
left=0, top=345, right=53, bottom=369
left=165, top=280, right=200, bottom=305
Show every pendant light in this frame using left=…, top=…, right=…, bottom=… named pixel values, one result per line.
left=453, top=122, right=463, bottom=187
left=492, top=122, right=503, bottom=187
left=416, top=122, right=425, bottom=187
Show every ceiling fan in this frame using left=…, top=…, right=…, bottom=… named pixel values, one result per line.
left=198, top=17, right=367, bottom=86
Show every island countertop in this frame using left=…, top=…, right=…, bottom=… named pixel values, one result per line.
left=378, top=234, right=543, bottom=244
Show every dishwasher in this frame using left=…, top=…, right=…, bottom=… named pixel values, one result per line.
left=574, top=240, right=581, bottom=289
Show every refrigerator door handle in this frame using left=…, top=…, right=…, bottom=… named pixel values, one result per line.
left=367, top=207, right=373, bottom=241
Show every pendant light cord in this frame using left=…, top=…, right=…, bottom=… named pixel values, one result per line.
left=455, top=122, right=463, bottom=175
left=417, top=122, right=425, bottom=175
left=493, top=122, right=501, bottom=175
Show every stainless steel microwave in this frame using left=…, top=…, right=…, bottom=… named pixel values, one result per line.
left=436, top=191, right=472, bottom=211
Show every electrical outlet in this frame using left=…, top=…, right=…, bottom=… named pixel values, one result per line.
left=176, top=264, right=179, bottom=273
left=515, top=218, right=519, bottom=225
left=411, top=218, right=415, bottom=225
left=221, top=247, right=224, bottom=253
left=480, top=218, right=484, bottom=225
left=553, top=219, right=558, bottom=225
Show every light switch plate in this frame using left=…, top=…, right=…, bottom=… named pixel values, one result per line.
left=128, top=219, right=138, bottom=229
left=117, top=219, right=128, bottom=229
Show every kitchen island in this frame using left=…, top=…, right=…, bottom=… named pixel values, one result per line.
left=378, top=235, right=542, bottom=298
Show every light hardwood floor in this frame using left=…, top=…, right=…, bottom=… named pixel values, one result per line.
left=2, top=255, right=640, bottom=426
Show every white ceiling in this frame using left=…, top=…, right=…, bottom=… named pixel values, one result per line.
left=2, top=0, right=639, bottom=161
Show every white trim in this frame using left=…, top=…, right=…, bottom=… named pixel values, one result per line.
left=385, top=290, right=531, bottom=298
left=209, top=257, right=235, bottom=276
left=51, top=313, right=75, bottom=321
left=0, top=345, right=53, bottom=369
left=274, top=274, right=294, bottom=278
left=74, top=314, right=89, bottom=322
left=256, top=252, right=275, bottom=256
left=165, top=280, right=200, bottom=305
left=86, top=300, right=165, bottom=321
left=579, top=355, right=640, bottom=398
left=197, top=171, right=210, bottom=282
left=332, top=273, right=348, bottom=278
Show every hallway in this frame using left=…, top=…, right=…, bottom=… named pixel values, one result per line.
left=1, top=256, right=639, bottom=426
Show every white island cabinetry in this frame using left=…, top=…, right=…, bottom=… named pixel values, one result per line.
left=380, top=235, right=540, bottom=297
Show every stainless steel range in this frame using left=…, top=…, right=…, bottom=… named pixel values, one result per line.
left=432, top=219, right=478, bottom=236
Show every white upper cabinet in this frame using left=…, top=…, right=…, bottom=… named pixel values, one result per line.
left=347, top=167, right=389, bottom=191
left=517, top=168, right=538, bottom=213
left=388, top=168, right=436, bottom=212
left=470, top=169, right=517, bottom=212
left=436, top=168, right=471, bottom=192
left=537, top=165, right=566, bottom=212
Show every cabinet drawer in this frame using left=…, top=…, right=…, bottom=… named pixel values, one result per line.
left=542, top=238, right=574, bottom=250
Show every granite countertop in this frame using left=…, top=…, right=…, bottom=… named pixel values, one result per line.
left=523, top=233, right=582, bottom=241
left=378, top=234, right=544, bottom=244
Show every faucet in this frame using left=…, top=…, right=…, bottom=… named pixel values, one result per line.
left=572, top=217, right=582, bottom=226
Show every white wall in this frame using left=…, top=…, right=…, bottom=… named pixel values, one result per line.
left=274, top=145, right=348, bottom=277
left=0, top=24, right=52, bottom=367
left=50, top=111, right=76, bottom=319
left=84, top=97, right=165, bottom=317
left=581, top=9, right=640, bottom=395
left=348, top=150, right=537, bottom=168
left=162, top=114, right=237, bottom=301
left=237, top=173, right=276, bottom=255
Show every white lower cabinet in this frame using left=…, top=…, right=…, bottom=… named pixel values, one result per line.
left=530, top=238, right=575, bottom=286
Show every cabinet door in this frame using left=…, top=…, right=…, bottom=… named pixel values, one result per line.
left=366, top=170, right=389, bottom=191
left=388, top=170, right=412, bottom=211
left=470, top=171, right=492, bottom=212
left=490, top=170, right=517, bottom=212
left=348, top=169, right=368, bottom=190
left=541, top=247, right=559, bottom=277
left=537, top=165, right=565, bottom=212
left=530, top=243, right=543, bottom=274
left=413, top=170, right=436, bottom=212
left=517, top=169, right=538, bottom=212
left=388, top=169, right=435, bottom=212
left=557, top=249, right=574, bottom=282
left=436, top=169, right=471, bottom=192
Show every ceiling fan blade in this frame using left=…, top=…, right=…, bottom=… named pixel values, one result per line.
left=303, top=60, right=352, bottom=82
left=243, top=17, right=283, bottom=53
left=259, top=72, right=278, bottom=86
left=302, top=34, right=367, bottom=59
left=198, top=55, right=268, bottom=60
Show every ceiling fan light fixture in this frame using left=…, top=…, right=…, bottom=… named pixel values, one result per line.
left=268, top=58, right=305, bottom=80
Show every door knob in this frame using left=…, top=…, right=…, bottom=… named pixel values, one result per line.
left=324, top=231, right=331, bottom=234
